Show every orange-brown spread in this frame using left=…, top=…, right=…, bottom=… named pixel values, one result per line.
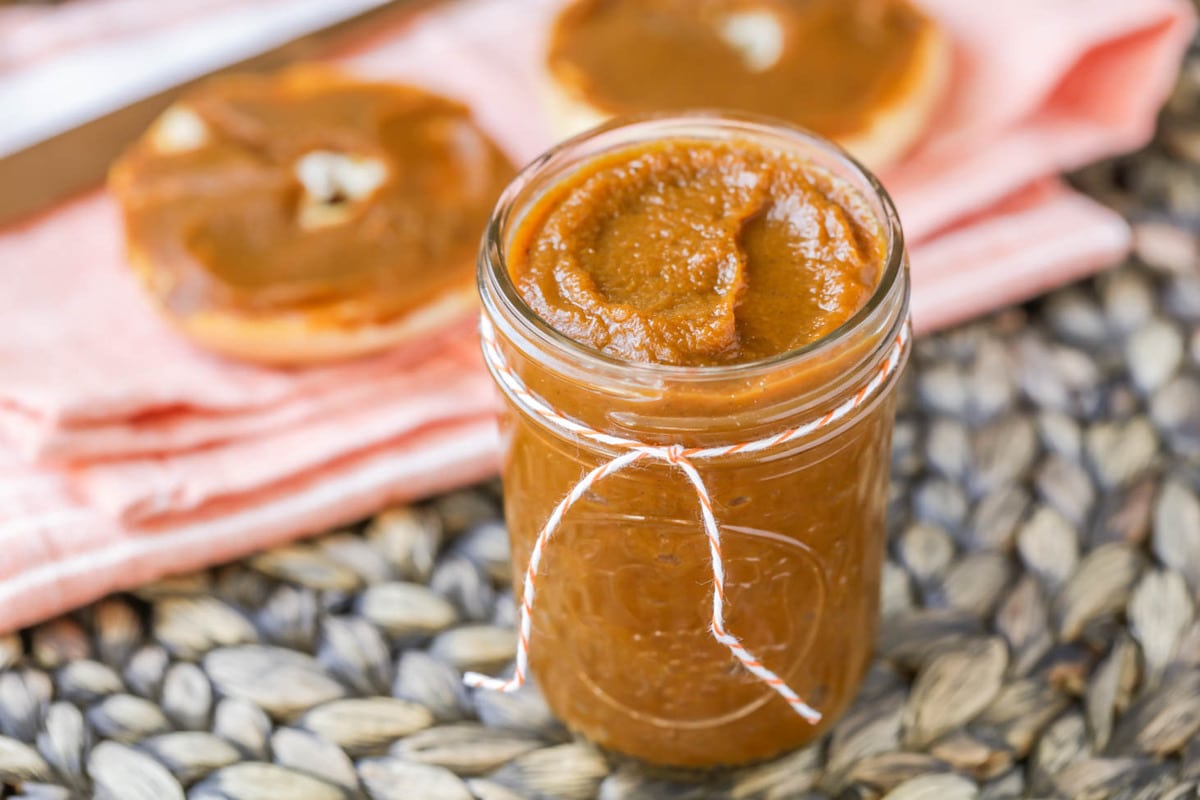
left=548, top=0, right=930, bottom=140
left=496, top=134, right=896, bottom=767
left=110, top=69, right=514, bottom=326
left=510, top=138, right=883, bottom=366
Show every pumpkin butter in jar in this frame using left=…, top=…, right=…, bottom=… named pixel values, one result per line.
left=477, top=114, right=910, bottom=769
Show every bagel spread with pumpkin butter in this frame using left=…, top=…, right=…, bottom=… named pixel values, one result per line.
left=545, top=0, right=950, bottom=169
left=109, top=67, right=515, bottom=364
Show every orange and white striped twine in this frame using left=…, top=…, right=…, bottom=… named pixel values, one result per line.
left=465, top=315, right=912, bottom=724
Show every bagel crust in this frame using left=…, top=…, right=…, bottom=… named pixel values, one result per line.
left=545, top=0, right=950, bottom=171
left=109, top=67, right=514, bottom=365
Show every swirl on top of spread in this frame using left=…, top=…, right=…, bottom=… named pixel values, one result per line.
left=509, top=139, right=885, bottom=367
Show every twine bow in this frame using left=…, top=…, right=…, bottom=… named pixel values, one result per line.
left=465, top=315, right=911, bottom=723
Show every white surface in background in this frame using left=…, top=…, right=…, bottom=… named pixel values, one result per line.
left=0, top=0, right=387, bottom=157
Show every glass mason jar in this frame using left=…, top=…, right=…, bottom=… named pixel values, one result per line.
left=477, top=113, right=910, bottom=769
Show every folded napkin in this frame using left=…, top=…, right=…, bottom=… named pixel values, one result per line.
left=0, top=0, right=1192, bottom=633
left=0, top=422, right=498, bottom=633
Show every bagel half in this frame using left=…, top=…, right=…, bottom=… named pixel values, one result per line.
left=543, top=0, right=951, bottom=172
left=110, top=67, right=514, bottom=366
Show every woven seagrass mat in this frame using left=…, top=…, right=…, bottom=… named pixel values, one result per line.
left=5, top=41, right=1200, bottom=800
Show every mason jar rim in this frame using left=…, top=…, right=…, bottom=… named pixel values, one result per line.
left=478, top=110, right=909, bottom=386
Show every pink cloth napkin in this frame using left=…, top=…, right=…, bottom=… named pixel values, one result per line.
left=0, top=0, right=1192, bottom=634
left=0, top=422, right=498, bottom=633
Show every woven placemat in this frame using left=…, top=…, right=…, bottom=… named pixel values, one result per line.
left=4, top=49, right=1200, bottom=800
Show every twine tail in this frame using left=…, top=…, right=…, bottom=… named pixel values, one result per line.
left=669, top=447, right=823, bottom=724
left=463, top=449, right=647, bottom=693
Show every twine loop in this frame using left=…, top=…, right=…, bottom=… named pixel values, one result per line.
left=465, top=315, right=911, bottom=724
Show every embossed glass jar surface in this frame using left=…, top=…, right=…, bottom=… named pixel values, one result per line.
left=478, top=114, right=910, bottom=768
